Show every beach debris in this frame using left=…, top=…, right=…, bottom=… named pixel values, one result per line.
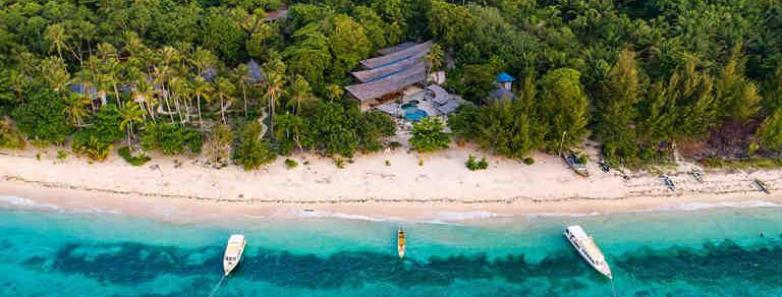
left=661, top=175, right=676, bottom=192
left=689, top=169, right=704, bottom=183
left=753, top=179, right=770, bottom=194
left=599, top=159, right=610, bottom=173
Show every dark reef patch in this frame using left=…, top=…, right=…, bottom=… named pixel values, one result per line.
left=615, top=240, right=782, bottom=286
left=21, top=239, right=782, bottom=292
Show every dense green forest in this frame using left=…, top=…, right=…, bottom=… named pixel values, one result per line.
left=1, top=0, right=781, bottom=169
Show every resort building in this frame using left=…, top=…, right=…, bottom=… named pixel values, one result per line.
left=346, top=41, right=432, bottom=111
left=346, top=41, right=465, bottom=122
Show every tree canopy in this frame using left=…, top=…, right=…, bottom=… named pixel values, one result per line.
left=2, top=0, right=782, bottom=168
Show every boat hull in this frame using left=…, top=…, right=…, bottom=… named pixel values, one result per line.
left=397, top=229, right=406, bottom=259
left=223, top=235, right=246, bottom=276
left=564, top=227, right=612, bottom=279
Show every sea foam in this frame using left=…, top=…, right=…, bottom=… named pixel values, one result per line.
left=659, top=200, right=782, bottom=212
left=0, top=195, right=60, bottom=211
left=295, top=209, right=400, bottom=222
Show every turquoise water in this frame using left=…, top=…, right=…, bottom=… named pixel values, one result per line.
left=1, top=204, right=782, bottom=296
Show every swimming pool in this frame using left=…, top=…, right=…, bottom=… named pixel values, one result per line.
left=401, top=100, right=420, bottom=109
left=403, top=106, right=428, bottom=121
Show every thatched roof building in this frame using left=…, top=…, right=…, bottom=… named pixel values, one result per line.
left=359, top=41, right=432, bottom=69
left=345, top=63, right=427, bottom=110
left=345, top=41, right=432, bottom=111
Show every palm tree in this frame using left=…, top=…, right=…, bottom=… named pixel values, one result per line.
left=287, top=75, right=315, bottom=114
left=44, top=23, right=67, bottom=59
left=325, top=84, right=343, bottom=102
left=97, top=43, right=123, bottom=105
left=192, top=76, right=213, bottom=127
left=190, top=47, right=218, bottom=75
left=119, top=101, right=145, bottom=148
left=169, top=76, right=192, bottom=123
left=233, top=64, right=251, bottom=117
left=215, top=77, right=236, bottom=124
left=425, top=43, right=445, bottom=73
left=63, top=93, right=91, bottom=127
left=132, top=77, right=157, bottom=121
left=154, top=47, right=181, bottom=123
left=44, top=23, right=82, bottom=62
left=40, top=56, right=70, bottom=93
left=263, top=69, right=285, bottom=136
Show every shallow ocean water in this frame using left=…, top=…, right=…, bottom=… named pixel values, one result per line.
left=1, top=201, right=781, bottom=297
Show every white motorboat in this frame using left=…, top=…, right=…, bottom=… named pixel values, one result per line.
left=564, top=225, right=612, bottom=279
left=223, top=234, right=246, bottom=276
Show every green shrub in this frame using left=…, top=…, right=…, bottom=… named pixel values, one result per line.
left=233, top=121, right=276, bottom=170
left=118, top=146, right=151, bottom=166
left=206, top=124, right=233, bottom=167
left=71, top=105, right=125, bottom=161
left=334, top=157, right=345, bottom=168
left=72, top=135, right=111, bottom=161
left=0, top=117, right=26, bottom=149
left=141, top=122, right=202, bottom=155
left=523, top=157, right=535, bottom=165
left=56, top=150, right=68, bottom=160
left=284, top=158, right=298, bottom=169
left=410, top=117, right=450, bottom=152
left=466, top=155, right=489, bottom=171
left=11, top=88, right=72, bottom=144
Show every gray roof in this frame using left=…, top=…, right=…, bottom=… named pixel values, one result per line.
left=360, top=41, right=433, bottom=69
left=435, top=100, right=461, bottom=115
left=352, top=53, right=426, bottom=83
left=345, top=63, right=426, bottom=102
left=247, top=60, right=264, bottom=83
left=377, top=42, right=416, bottom=56
left=427, top=85, right=449, bottom=105
left=265, top=7, right=288, bottom=22
left=69, top=84, right=98, bottom=97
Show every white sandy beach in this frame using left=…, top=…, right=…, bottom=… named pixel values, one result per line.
left=1, top=145, right=781, bottom=223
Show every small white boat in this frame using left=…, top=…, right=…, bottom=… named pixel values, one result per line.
left=223, top=234, right=246, bottom=276
left=564, top=225, right=612, bottom=279
left=397, top=227, right=406, bottom=259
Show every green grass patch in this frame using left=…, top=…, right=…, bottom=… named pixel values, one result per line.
left=466, top=155, right=489, bottom=171
left=284, top=158, right=298, bottom=169
left=118, top=146, right=151, bottom=166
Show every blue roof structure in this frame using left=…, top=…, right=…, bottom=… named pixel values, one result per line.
left=496, top=72, right=515, bottom=83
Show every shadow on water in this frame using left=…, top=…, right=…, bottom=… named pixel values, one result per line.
left=20, top=239, right=782, bottom=293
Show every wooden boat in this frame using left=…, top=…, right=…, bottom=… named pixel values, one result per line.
left=397, top=227, right=406, bottom=259
left=661, top=175, right=676, bottom=191
left=563, top=152, right=589, bottom=177
left=754, top=179, right=770, bottom=194
left=223, top=234, right=246, bottom=276
left=689, top=169, right=704, bottom=183
left=564, top=225, right=612, bottom=279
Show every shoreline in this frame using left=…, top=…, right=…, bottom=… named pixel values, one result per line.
left=1, top=147, right=781, bottom=224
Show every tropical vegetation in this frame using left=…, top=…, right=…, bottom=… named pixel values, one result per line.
left=0, top=0, right=781, bottom=169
